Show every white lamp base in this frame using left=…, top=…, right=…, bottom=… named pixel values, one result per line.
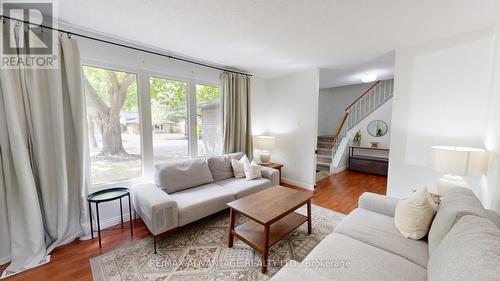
left=436, top=174, right=469, bottom=195
left=260, top=150, right=271, bottom=165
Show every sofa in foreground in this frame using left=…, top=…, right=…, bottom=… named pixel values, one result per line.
left=131, top=152, right=279, bottom=253
left=271, top=187, right=500, bottom=281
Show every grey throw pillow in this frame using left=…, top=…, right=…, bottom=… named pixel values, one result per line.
left=207, top=152, right=246, bottom=181
left=207, top=155, right=233, bottom=181
left=155, top=158, right=214, bottom=193
left=428, top=187, right=487, bottom=254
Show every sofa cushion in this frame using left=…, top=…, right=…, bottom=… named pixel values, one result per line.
left=231, top=155, right=249, bottom=179
left=215, top=177, right=272, bottom=199
left=244, top=160, right=262, bottom=180
left=207, top=155, right=233, bottom=181
left=299, top=233, right=427, bottom=281
left=428, top=215, right=500, bottom=281
left=207, top=153, right=246, bottom=181
left=334, top=208, right=429, bottom=268
left=167, top=183, right=234, bottom=226
left=428, top=187, right=488, bottom=254
left=395, top=187, right=437, bottom=240
left=155, top=158, right=214, bottom=194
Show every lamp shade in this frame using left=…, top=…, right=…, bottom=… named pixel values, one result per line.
left=430, top=146, right=488, bottom=177
left=255, top=136, right=276, bottom=150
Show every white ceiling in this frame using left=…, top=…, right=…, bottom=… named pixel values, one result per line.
left=57, top=0, right=500, bottom=83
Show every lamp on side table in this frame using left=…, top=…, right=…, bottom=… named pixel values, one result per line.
left=430, top=146, right=488, bottom=195
left=255, top=135, right=276, bottom=165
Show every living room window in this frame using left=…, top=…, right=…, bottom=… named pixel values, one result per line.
left=83, top=65, right=142, bottom=185
left=150, top=76, right=189, bottom=164
left=196, top=84, right=222, bottom=156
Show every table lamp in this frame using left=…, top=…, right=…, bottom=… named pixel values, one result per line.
left=430, top=146, right=488, bottom=194
left=255, top=136, right=276, bottom=165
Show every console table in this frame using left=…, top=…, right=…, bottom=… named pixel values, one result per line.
left=348, top=146, right=389, bottom=176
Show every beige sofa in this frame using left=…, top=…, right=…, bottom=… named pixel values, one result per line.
left=131, top=152, right=279, bottom=253
left=271, top=187, right=500, bottom=281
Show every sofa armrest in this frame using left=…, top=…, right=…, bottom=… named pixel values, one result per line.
left=358, top=192, right=399, bottom=217
left=131, top=183, right=179, bottom=235
left=260, top=166, right=280, bottom=185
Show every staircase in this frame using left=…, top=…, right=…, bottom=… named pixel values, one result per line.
left=316, top=79, right=394, bottom=173
left=316, top=135, right=334, bottom=171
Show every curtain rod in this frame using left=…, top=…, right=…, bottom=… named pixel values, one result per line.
left=0, top=15, right=252, bottom=77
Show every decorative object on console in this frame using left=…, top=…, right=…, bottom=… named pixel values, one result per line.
left=370, top=142, right=380, bottom=148
left=255, top=135, right=276, bottom=165
left=353, top=130, right=362, bottom=146
left=367, top=120, right=388, bottom=137
left=430, top=146, right=489, bottom=194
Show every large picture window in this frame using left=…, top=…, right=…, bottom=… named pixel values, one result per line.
left=150, top=77, right=189, bottom=164
left=196, top=84, right=222, bottom=156
left=83, top=64, right=222, bottom=186
left=83, top=66, right=142, bottom=185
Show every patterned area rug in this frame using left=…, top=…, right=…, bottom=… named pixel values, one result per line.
left=90, top=204, right=345, bottom=281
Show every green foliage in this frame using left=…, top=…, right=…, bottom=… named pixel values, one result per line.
left=150, top=77, right=188, bottom=125
left=83, top=66, right=138, bottom=112
left=83, top=67, right=222, bottom=130
left=353, top=130, right=362, bottom=144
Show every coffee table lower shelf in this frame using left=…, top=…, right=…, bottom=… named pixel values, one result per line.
left=232, top=211, right=307, bottom=254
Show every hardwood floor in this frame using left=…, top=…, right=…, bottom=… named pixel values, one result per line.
left=0, top=170, right=386, bottom=281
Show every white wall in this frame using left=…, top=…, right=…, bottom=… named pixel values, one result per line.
left=252, top=69, right=320, bottom=189
left=388, top=27, right=498, bottom=211
left=350, top=99, right=393, bottom=148
left=250, top=77, right=269, bottom=136
left=483, top=21, right=500, bottom=212
left=318, top=83, right=372, bottom=135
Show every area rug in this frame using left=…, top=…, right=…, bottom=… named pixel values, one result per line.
left=90, top=204, right=345, bottom=281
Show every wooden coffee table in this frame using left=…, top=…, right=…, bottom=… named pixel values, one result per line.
left=227, top=185, right=313, bottom=273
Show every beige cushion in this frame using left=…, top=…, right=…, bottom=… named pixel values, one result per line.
left=231, top=154, right=248, bottom=179
left=334, top=208, right=429, bottom=268
left=244, top=160, right=261, bottom=180
left=395, top=187, right=437, bottom=240
left=428, top=215, right=500, bottom=281
left=215, top=177, right=272, bottom=199
left=168, top=183, right=235, bottom=226
left=300, top=233, right=427, bottom=281
left=155, top=158, right=213, bottom=193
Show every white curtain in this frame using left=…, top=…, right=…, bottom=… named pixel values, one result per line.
left=0, top=24, right=89, bottom=276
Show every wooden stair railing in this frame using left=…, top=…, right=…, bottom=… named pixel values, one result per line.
left=331, top=111, right=349, bottom=149
left=345, top=81, right=381, bottom=111
left=331, top=81, right=382, bottom=148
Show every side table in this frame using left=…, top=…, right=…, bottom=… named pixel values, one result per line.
left=259, top=162, right=284, bottom=185
left=87, top=187, right=133, bottom=248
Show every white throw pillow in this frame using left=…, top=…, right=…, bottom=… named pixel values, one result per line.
left=395, top=187, right=437, bottom=240
left=231, top=155, right=249, bottom=179
left=244, top=160, right=262, bottom=180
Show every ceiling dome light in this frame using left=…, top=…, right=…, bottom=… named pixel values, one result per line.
left=361, top=73, right=377, bottom=83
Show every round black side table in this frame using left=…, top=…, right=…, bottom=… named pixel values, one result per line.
left=87, top=187, right=133, bottom=247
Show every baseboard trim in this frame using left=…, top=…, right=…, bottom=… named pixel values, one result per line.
left=282, top=177, right=314, bottom=190
left=331, top=165, right=347, bottom=174
left=87, top=211, right=137, bottom=237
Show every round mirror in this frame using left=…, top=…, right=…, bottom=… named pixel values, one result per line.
left=367, top=120, right=388, bottom=137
